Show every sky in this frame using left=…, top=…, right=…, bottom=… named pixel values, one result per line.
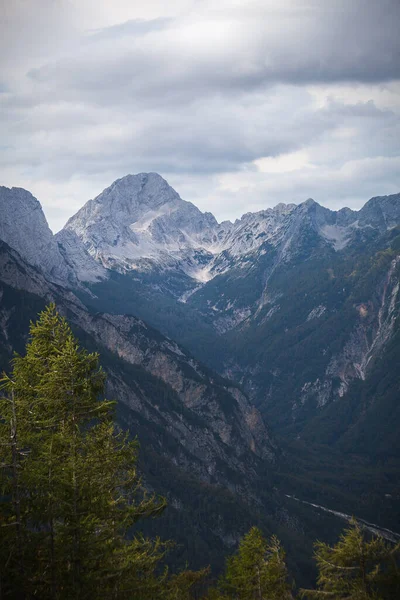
left=1, top=0, right=399, bottom=232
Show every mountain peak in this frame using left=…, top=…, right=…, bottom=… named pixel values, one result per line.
left=64, top=172, right=184, bottom=235
left=0, top=185, right=73, bottom=282
left=359, top=193, right=400, bottom=230
left=63, top=173, right=220, bottom=277
left=94, top=172, right=180, bottom=211
left=0, top=185, right=53, bottom=262
left=301, top=197, right=317, bottom=208
left=0, top=184, right=40, bottom=205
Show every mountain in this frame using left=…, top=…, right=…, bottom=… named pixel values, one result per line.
left=58, top=172, right=220, bottom=284
left=1, top=173, right=400, bottom=579
left=7, top=191, right=338, bottom=575
left=0, top=186, right=68, bottom=283
left=0, top=237, right=297, bottom=571
left=64, top=175, right=400, bottom=435
left=0, top=185, right=106, bottom=286
left=60, top=175, right=400, bottom=532
left=59, top=172, right=400, bottom=290
left=0, top=231, right=278, bottom=479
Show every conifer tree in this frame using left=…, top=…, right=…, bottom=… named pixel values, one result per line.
left=0, top=304, right=171, bottom=598
left=209, top=526, right=293, bottom=599
left=165, top=566, right=210, bottom=599
left=300, top=519, right=400, bottom=599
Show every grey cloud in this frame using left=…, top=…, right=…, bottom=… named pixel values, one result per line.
left=0, top=87, right=398, bottom=183
left=0, top=86, right=347, bottom=178
left=88, top=18, right=172, bottom=40
left=0, top=0, right=399, bottom=232
left=26, top=0, right=400, bottom=108
left=189, top=156, right=400, bottom=222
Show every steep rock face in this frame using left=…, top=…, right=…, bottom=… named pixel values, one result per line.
left=61, top=175, right=399, bottom=437
left=0, top=240, right=275, bottom=488
left=358, top=194, right=400, bottom=231
left=55, top=228, right=108, bottom=284
left=62, top=173, right=221, bottom=281
left=0, top=186, right=106, bottom=286
left=0, top=186, right=66, bottom=281
left=67, top=308, right=275, bottom=467
left=62, top=171, right=400, bottom=295
left=301, top=255, right=400, bottom=405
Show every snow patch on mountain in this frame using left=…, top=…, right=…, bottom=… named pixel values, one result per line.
left=62, top=174, right=400, bottom=288
left=55, top=229, right=107, bottom=284
left=62, top=174, right=302, bottom=283
left=320, top=224, right=352, bottom=250
left=307, top=305, right=327, bottom=321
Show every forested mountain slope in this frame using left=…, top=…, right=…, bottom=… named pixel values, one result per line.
left=59, top=176, right=400, bottom=460
left=0, top=239, right=315, bottom=576
left=1, top=177, right=399, bottom=578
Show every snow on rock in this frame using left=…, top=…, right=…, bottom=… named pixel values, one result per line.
left=307, top=305, right=327, bottom=321
left=320, top=224, right=351, bottom=250
left=62, top=173, right=301, bottom=282
left=2, top=176, right=399, bottom=292
left=34, top=174, right=400, bottom=288
left=63, top=173, right=221, bottom=279
left=55, top=229, right=108, bottom=284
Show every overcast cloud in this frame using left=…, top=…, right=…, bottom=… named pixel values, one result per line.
left=0, top=0, right=399, bottom=231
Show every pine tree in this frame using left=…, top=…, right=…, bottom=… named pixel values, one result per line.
left=0, top=304, right=170, bottom=598
left=164, top=566, right=210, bottom=599
left=300, top=519, right=400, bottom=599
left=210, top=526, right=293, bottom=599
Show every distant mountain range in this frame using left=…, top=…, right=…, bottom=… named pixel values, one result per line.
left=1, top=174, right=399, bottom=580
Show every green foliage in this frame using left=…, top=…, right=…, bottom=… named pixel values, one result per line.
left=165, top=566, right=210, bottom=599
left=210, top=526, right=294, bottom=599
left=0, top=304, right=209, bottom=599
left=300, top=519, right=400, bottom=599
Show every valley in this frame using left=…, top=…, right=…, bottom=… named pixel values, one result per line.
left=1, top=174, right=399, bottom=583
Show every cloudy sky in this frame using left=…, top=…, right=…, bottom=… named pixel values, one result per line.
left=1, top=0, right=399, bottom=232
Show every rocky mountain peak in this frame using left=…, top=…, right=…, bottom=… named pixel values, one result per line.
left=63, top=173, right=221, bottom=277
left=59, top=174, right=400, bottom=284
left=97, top=172, right=180, bottom=212
left=358, top=193, right=400, bottom=230
left=302, top=197, right=317, bottom=207
left=65, top=172, right=183, bottom=231
left=0, top=186, right=71, bottom=282
left=3, top=175, right=399, bottom=289
left=0, top=186, right=106, bottom=286
left=0, top=186, right=53, bottom=265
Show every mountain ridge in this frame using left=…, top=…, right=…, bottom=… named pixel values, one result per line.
left=2, top=175, right=399, bottom=290
left=1, top=174, right=400, bottom=578
left=59, top=174, right=400, bottom=288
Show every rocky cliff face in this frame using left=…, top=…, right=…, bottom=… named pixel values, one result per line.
left=0, top=238, right=275, bottom=489
left=61, top=173, right=221, bottom=281
left=299, top=254, right=400, bottom=407
left=0, top=186, right=66, bottom=282
left=60, top=173, right=400, bottom=292
left=0, top=186, right=106, bottom=285
left=1, top=175, right=400, bottom=572
left=55, top=173, right=400, bottom=436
